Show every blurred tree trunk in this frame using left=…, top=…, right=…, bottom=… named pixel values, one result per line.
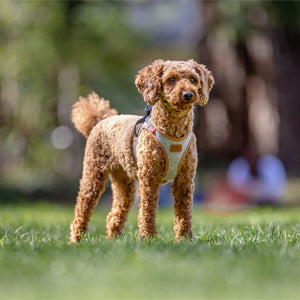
left=273, top=28, right=300, bottom=174
left=195, top=1, right=249, bottom=160
left=195, top=1, right=300, bottom=174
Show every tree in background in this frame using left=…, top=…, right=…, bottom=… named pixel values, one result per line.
left=0, top=1, right=299, bottom=200
left=195, top=1, right=300, bottom=175
left=0, top=1, right=142, bottom=194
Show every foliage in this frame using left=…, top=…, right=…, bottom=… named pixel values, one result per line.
left=0, top=2, right=143, bottom=190
left=196, top=1, right=300, bottom=172
left=0, top=1, right=299, bottom=194
left=1, top=203, right=300, bottom=299
left=215, top=1, right=300, bottom=42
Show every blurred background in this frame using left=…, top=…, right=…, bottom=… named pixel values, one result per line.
left=0, top=0, right=299, bottom=208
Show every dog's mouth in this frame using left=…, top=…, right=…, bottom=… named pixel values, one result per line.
left=161, top=94, right=195, bottom=112
left=173, top=102, right=194, bottom=111
left=160, top=97, right=187, bottom=112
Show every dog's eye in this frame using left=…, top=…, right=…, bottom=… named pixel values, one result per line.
left=190, top=77, right=197, bottom=84
left=167, top=77, right=176, bottom=84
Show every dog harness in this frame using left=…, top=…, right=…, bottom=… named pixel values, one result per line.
left=133, top=106, right=192, bottom=182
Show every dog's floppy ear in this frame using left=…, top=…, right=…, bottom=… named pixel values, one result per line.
left=135, top=60, right=164, bottom=105
left=192, top=61, right=214, bottom=106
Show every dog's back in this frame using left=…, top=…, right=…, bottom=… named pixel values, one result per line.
left=71, top=92, right=140, bottom=179
left=91, top=114, right=140, bottom=179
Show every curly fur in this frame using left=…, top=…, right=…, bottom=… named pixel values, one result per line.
left=69, top=59, right=214, bottom=243
left=72, top=92, right=117, bottom=137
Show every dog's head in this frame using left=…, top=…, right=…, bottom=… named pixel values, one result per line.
left=135, top=59, right=214, bottom=110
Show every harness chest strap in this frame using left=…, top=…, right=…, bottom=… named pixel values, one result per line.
left=133, top=115, right=192, bottom=182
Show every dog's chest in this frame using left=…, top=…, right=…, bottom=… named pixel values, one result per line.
left=154, top=129, right=192, bottom=182
left=133, top=116, right=192, bottom=182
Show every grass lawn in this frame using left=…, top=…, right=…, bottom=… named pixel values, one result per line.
left=0, top=202, right=300, bottom=299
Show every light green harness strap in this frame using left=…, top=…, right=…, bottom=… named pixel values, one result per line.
left=153, top=127, right=192, bottom=182
left=133, top=115, right=192, bottom=183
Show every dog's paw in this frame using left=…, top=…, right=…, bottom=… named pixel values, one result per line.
left=175, top=230, right=193, bottom=241
left=69, top=221, right=82, bottom=244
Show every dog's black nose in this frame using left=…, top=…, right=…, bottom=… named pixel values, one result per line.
left=183, top=91, right=194, bottom=102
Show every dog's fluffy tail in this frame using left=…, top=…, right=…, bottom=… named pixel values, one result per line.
left=71, top=92, right=118, bottom=137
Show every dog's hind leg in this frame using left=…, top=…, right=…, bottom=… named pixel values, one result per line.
left=70, top=135, right=110, bottom=243
left=106, top=168, right=137, bottom=239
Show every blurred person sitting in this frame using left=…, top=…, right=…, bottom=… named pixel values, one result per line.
left=227, top=149, right=287, bottom=205
left=203, top=148, right=287, bottom=213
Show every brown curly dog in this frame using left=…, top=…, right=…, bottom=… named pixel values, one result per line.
left=69, top=59, right=214, bottom=243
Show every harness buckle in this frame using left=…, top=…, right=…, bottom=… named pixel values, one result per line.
left=134, top=105, right=153, bottom=137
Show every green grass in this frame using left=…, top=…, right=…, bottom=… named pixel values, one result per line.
left=1, top=202, right=300, bottom=299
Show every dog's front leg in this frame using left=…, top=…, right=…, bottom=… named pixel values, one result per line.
left=171, top=138, right=197, bottom=240
left=138, top=175, right=161, bottom=239
left=137, top=134, right=165, bottom=239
